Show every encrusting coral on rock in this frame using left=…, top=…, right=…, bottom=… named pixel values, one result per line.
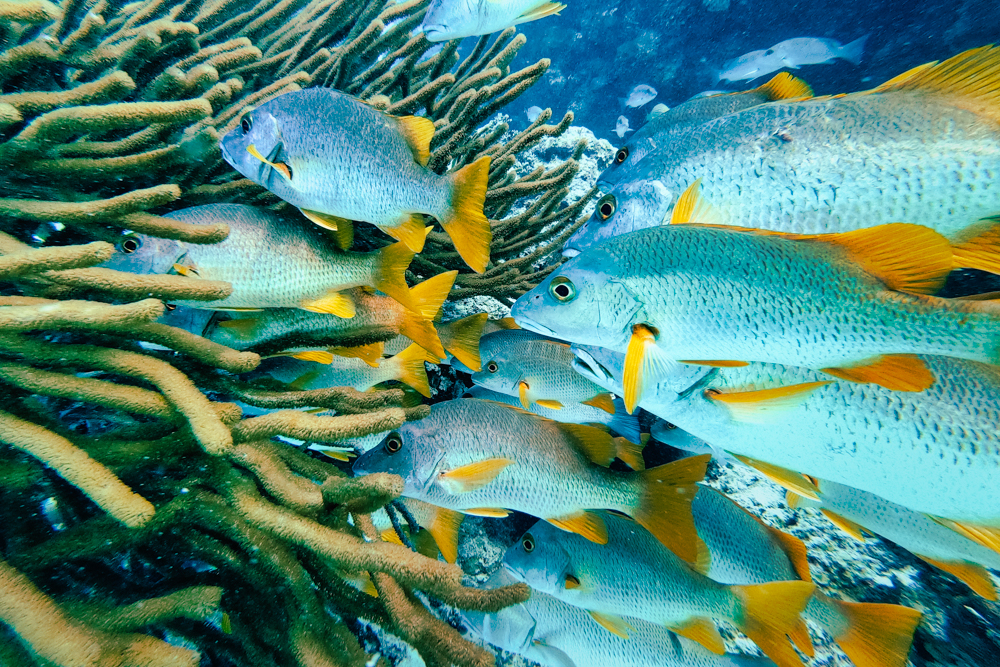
left=0, top=0, right=587, bottom=664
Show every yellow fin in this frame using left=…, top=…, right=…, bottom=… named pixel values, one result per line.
left=764, top=524, right=812, bottom=583
left=733, top=581, right=815, bottom=667
left=437, top=457, right=513, bottom=494
left=535, top=399, right=563, bottom=409
left=394, top=115, right=435, bottom=166
left=373, top=240, right=416, bottom=312
left=785, top=490, right=803, bottom=509
left=426, top=505, right=464, bottom=564
left=822, top=354, right=933, bottom=392
left=409, top=270, right=457, bottom=321
left=873, top=61, right=938, bottom=89
left=564, top=574, right=581, bottom=590
left=290, top=350, right=335, bottom=364
left=582, top=392, right=616, bottom=414
left=670, top=618, right=725, bottom=655
left=299, top=209, right=354, bottom=250
left=915, top=555, right=998, bottom=600
left=300, top=290, right=356, bottom=318
left=821, top=509, right=868, bottom=541
left=932, top=518, right=1000, bottom=557
left=319, top=449, right=353, bottom=461
left=951, top=217, right=1000, bottom=275
left=328, top=342, right=384, bottom=367
left=548, top=511, right=608, bottom=545
left=789, top=619, right=815, bottom=658
left=632, top=455, right=710, bottom=568
left=613, top=436, right=645, bottom=471
left=441, top=155, right=492, bottom=273
left=216, top=317, right=261, bottom=337
left=822, top=597, right=922, bottom=667
left=707, top=382, right=833, bottom=425
left=587, top=610, right=632, bottom=639
left=517, top=1, right=566, bottom=23
left=221, top=612, right=231, bottom=634
left=870, top=45, right=1000, bottom=123
left=171, top=263, right=200, bottom=277
left=624, top=323, right=658, bottom=413
left=462, top=507, right=510, bottom=518
left=669, top=178, right=720, bottom=226
left=288, top=369, right=322, bottom=391
left=384, top=214, right=428, bottom=254
left=381, top=528, right=405, bottom=546
left=340, top=570, right=379, bottom=598
left=497, top=317, right=520, bottom=330
left=389, top=342, right=432, bottom=397
left=246, top=144, right=292, bottom=180
left=518, top=380, right=531, bottom=409
left=755, top=72, right=813, bottom=100
left=680, top=360, right=749, bottom=367
left=439, top=312, right=488, bottom=371
left=558, top=423, right=616, bottom=467
left=732, top=455, right=822, bottom=500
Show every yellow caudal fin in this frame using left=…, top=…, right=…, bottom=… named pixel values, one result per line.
left=373, top=241, right=416, bottom=312
left=733, top=581, right=815, bottom=667
left=388, top=342, right=432, bottom=397
left=613, top=436, right=645, bottom=471
left=439, top=312, right=488, bottom=371
left=326, top=342, right=384, bottom=367
left=821, top=509, right=868, bottom=541
left=549, top=511, right=608, bottom=545
left=915, top=555, right=998, bottom=600
left=755, top=72, right=814, bottom=100
left=301, top=290, right=356, bottom=318
left=410, top=270, right=457, bottom=321
left=582, top=392, right=616, bottom=414
left=870, top=45, right=1000, bottom=123
left=517, top=1, right=566, bottom=24
left=437, top=457, right=513, bottom=494
left=384, top=214, right=428, bottom=253
left=442, top=155, right=492, bottom=273
left=821, top=597, right=922, bottom=667
left=394, top=115, right=435, bottom=166
left=631, top=454, right=710, bottom=568
left=952, top=217, right=1000, bottom=275
left=733, top=455, right=821, bottom=501
left=707, top=382, right=833, bottom=425
left=426, top=505, right=464, bottom=564
left=671, top=617, right=725, bottom=655
left=823, top=354, right=934, bottom=392
left=623, top=323, right=679, bottom=413
left=299, top=209, right=354, bottom=250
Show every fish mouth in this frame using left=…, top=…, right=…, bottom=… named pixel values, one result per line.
left=420, top=23, right=447, bottom=39
left=512, top=315, right=556, bottom=337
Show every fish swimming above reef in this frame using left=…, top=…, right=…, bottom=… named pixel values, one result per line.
left=525, top=105, right=544, bottom=122
left=718, top=36, right=865, bottom=82
left=352, top=398, right=710, bottom=564
left=420, top=0, right=566, bottom=42
left=102, top=204, right=414, bottom=317
left=220, top=88, right=492, bottom=273
left=717, top=49, right=785, bottom=83
left=613, top=116, right=632, bottom=138
left=622, top=84, right=658, bottom=108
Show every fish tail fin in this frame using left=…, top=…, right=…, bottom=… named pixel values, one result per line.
left=425, top=505, right=464, bottom=564
left=400, top=271, right=457, bottom=360
left=389, top=342, right=431, bottom=398
left=613, top=436, right=644, bottom=471
left=442, top=156, right=492, bottom=273
left=840, top=34, right=868, bottom=65
left=630, top=454, right=710, bottom=569
left=607, top=400, right=641, bottom=443
left=952, top=217, right=1000, bottom=275
left=374, top=241, right=416, bottom=311
left=816, top=595, right=922, bottom=667
left=439, top=312, right=488, bottom=371
left=732, top=581, right=816, bottom=667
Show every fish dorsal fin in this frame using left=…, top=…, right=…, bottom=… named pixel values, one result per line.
left=670, top=618, right=725, bottom=655
left=548, top=511, right=609, bottom=544
left=439, top=312, right=488, bottom=371
left=706, top=381, right=833, bottom=425
left=822, top=354, right=934, bottom=392
left=300, top=290, right=356, bottom=318
left=613, top=436, right=645, bottom=471
left=327, top=342, right=384, bottom=367
left=870, top=45, right=1000, bottom=123
left=587, top=610, right=632, bottom=639
left=732, top=455, right=821, bottom=500
left=558, top=423, right=616, bottom=467
left=461, top=507, right=510, bottom=517
left=931, top=517, right=1000, bottom=557
left=821, top=509, right=868, bottom=541
left=437, top=457, right=513, bottom=494
left=299, top=209, right=354, bottom=250
left=394, top=115, right=435, bottom=166
left=582, top=392, right=616, bottom=414
left=669, top=179, right=722, bottom=226
left=915, top=555, right=998, bottom=600
left=426, top=505, right=464, bottom=563
left=755, top=72, right=814, bottom=100
left=872, top=61, right=939, bottom=90
left=517, top=1, right=567, bottom=24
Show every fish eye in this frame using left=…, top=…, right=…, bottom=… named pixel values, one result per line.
left=120, top=236, right=142, bottom=254
left=664, top=422, right=676, bottom=430
left=384, top=434, right=402, bottom=453
left=164, top=303, right=176, bottom=311
left=240, top=114, right=252, bottom=135
left=597, top=195, right=616, bottom=221
left=614, top=147, right=629, bottom=164
left=486, top=361, right=499, bottom=373
left=522, top=534, right=535, bottom=552
left=549, top=277, right=577, bottom=303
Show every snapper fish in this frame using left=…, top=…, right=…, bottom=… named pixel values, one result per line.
left=770, top=35, right=868, bottom=69
left=102, top=204, right=414, bottom=317
left=514, top=221, right=1000, bottom=411
left=220, top=88, right=491, bottom=273
left=504, top=513, right=814, bottom=667
left=563, top=179, right=674, bottom=257
left=717, top=49, right=785, bottom=82
left=623, top=84, right=658, bottom=108
left=613, top=115, right=632, bottom=138
left=421, top=0, right=566, bottom=42
left=352, top=398, right=710, bottom=565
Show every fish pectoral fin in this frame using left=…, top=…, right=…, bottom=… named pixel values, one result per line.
left=289, top=350, right=336, bottom=364
left=623, top=323, right=678, bottom=414
left=298, top=209, right=354, bottom=250
left=732, top=455, right=821, bottom=500
left=951, top=216, right=1000, bottom=275
left=393, top=115, right=435, bottom=167
left=518, top=381, right=531, bottom=409
left=582, top=392, right=616, bottom=414
left=564, top=574, right=582, bottom=590
left=439, top=311, right=487, bottom=371
left=669, top=178, right=723, bottom=226
left=535, top=399, right=563, bottom=410
left=670, top=618, right=725, bottom=655
left=460, top=507, right=510, bottom=518
left=822, top=354, right=934, bottom=392
left=820, top=509, right=868, bottom=541
left=548, top=511, right=609, bottom=545
left=171, top=262, right=200, bottom=277
left=530, top=642, right=578, bottom=667
left=216, top=317, right=261, bottom=337
left=558, top=423, right=616, bottom=467
left=706, top=381, right=833, bottom=425
left=247, top=144, right=292, bottom=180
left=383, top=214, right=428, bottom=253
left=756, top=72, right=814, bottom=100
left=288, top=369, right=323, bottom=391
left=515, top=1, right=567, bottom=24
left=679, top=360, right=749, bottom=367
left=437, top=457, right=513, bottom=494
left=915, top=555, right=998, bottom=600
left=931, top=517, right=1000, bottom=557
left=328, top=342, right=384, bottom=367
left=300, top=290, right=356, bottom=318
left=587, top=611, right=633, bottom=639
left=426, top=506, right=464, bottom=564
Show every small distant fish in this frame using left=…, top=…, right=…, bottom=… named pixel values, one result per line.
left=622, top=84, right=657, bottom=108
left=770, top=36, right=868, bottom=69
left=717, top=48, right=785, bottom=82
left=525, top=105, right=544, bottom=122
left=421, top=0, right=566, bottom=42
left=220, top=88, right=491, bottom=273
left=613, top=116, right=633, bottom=138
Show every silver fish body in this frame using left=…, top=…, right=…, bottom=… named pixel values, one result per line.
left=421, top=0, right=563, bottom=42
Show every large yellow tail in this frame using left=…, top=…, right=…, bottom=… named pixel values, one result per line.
left=399, top=271, right=456, bottom=360
left=630, top=454, right=710, bottom=569
left=389, top=342, right=431, bottom=398
left=373, top=241, right=416, bottom=312
left=952, top=217, right=1000, bottom=275
left=442, top=156, right=492, bottom=273
left=733, top=581, right=816, bottom=667
left=816, top=594, right=922, bottom=667
left=439, top=312, right=488, bottom=371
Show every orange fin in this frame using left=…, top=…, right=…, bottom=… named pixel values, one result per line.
left=733, top=581, right=815, bottom=667
left=821, top=597, right=922, bottom=667
left=707, top=382, right=832, bottom=425
left=558, top=423, right=616, bottom=467
left=932, top=518, right=1000, bottom=557
left=613, top=436, right=645, bottom=471
left=299, top=209, right=354, bottom=250
left=461, top=507, right=510, bottom=518
left=327, top=342, right=384, bottom=367
left=587, top=610, right=632, bottom=639
left=755, top=72, right=813, bottom=100
left=289, top=350, right=336, bottom=364
left=632, top=454, right=710, bottom=568
left=437, top=457, right=513, bottom=494
left=680, top=360, right=749, bottom=367
left=171, top=263, right=200, bottom=277
left=441, top=156, right=492, bottom=273
left=582, top=392, right=616, bottom=414
left=518, top=380, right=531, bottom=409
left=822, top=354, right=933, bottom=392
left=389, top=342, right=432, bottom=397
left=951, top=217, right=1000, bottom=275
left=623, top=323, right=677, bottom=414
left=373, top=241, right=416, bottom=312
left=670, top=617, right=725, bottom=655
left=383, top=214, right=428, bottom=254
left=394, top=115, right=435, bottom=166
left=426, top=505, right=464, bottom=564
left=732, top=455, right=821, bottom=500
left=764, top=524, right=812, bottom=583
left=535, top=399, right=563, bottom=410
left=548, top=511, right=608, bottom=545
left=821, top=509, right=868, bottom=541
left=915, top=555, right=998, bottom=600
left=439, top=312, right=488, bottom=371
left=339, top=570, right=379, bottom=598
left=300, top=290, right=356, bottom=318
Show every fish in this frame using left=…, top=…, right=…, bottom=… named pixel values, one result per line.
left=623, top=84, right=658, bottom=108
left=597, top=73, right=813, bottom=190
left=788, top=478, right=1000, bottom=600
left=562, top=179, right=674, bottom=257
left=600, top=47, right=1000, bottom=274
left=102, top=204, right=415, bottom=317
left=462, top=569, right=777, bottom=667
left=717, top=49, right=786, bottom=82
left=613, top=115, right=632, bottom=138
left=770, top=36, right=868, bottom=69
left=421, top=0, right=566, bottom=42
left=525, top=105, right=544, bottom=122
left=352, top=398, right=710, bottom=565
left=464, top=386, right=641, bottom=445
left=454, top=329, right=617, bottom=413
left=569, top=344, right=1000, bottom=540
left=371, top=497, right=465, bottom=564
left=514, top=221, right=1000, bottom=410
left=650, top=419, right=721, bottom=458
left=503, top=513, right=815, bottom=667
left=382, top=311, right=488, bottom=371
left=219, top=88, right=491, bottom=273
